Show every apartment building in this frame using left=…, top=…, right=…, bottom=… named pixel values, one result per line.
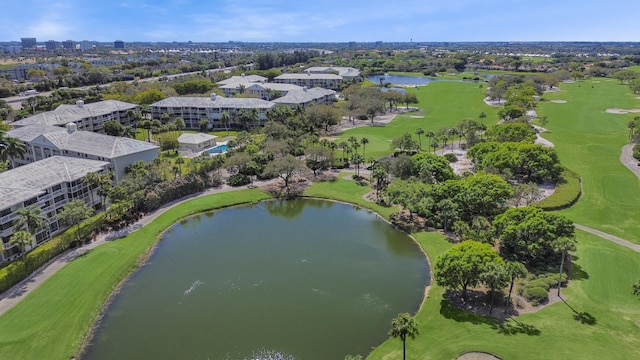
left=6, top=123, right=159, bottom=182
left=0, top=156, right=109, bottom=262
left=271, top=87, right=336, bottom=108
left=149, top=94, right=275, bottom=130
left=11, top=100, right=138, bottom=133
left=274, top=73, right=343, bottom=91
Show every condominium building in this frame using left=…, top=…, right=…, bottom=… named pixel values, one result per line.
left=274, top=73, right=343, bottom=90
left=21, top=38, right=37, bottom=49
left=149, top=94, right=275, bottom=130
left=304, top=66, right=361, bottom=81
left=11, top=100, right=138, bottom=133
left=6, top=123, right=159, bottom=182
left=0, top=156, right=109, bottom=262
left=271, top=87, right=336, bottom=108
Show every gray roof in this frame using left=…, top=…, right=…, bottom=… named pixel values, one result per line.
left=217, top=74, right=267, bottom=86
left=11, top=100, right=137, bottom=127
left=150, top=96, right=275, bottom=109
left=7, top=125, right=159, bottom=159
left=178, top=132, right=217, bottom=145
left=246, top=83, right=303, bottom=92
left=272, top=88, right=336, bottom=105
left=305, top=66, right=360, bottom=77
left=275, top=73, right=343, bottom=80
left=0, top=156, right=109, bottom=209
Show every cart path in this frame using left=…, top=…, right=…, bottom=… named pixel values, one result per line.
left=574, top=224, right=640, bottom=253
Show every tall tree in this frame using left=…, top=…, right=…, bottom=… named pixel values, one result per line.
left=553, top=237, right=577, bottom=296
left=388, top=313, right=419, bottom=360
left=15, top=205, right=48, bottom=236
left=434, top=240, right=503, bottom=299
left=360, top=137, right=369, bottom=160
left=504, top=261, right=527, bottom=314
left=10, top=230, right=34, bottom=261
left=220, top=111, right=231, bottom=135
left=56, top=200, right=94, bottom=243
left=480, top=262, right=509, bottom=314
left=415, top=128, right=424, bottom=150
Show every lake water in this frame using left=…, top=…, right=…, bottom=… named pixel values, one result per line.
left=83, top=199, right=429, bottom=360
left=366, top=74, right=436, bottom=85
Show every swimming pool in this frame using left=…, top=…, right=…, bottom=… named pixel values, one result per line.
left=206, top=144, right=228, bottom=154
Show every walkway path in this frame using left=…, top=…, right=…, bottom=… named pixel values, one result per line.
left=574, top=224, right=640, bottom=253
left=0, top=178, right=278, bottom=316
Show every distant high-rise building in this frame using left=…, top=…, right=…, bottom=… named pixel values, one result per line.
left=63, top=40, right=75, bottom=50
left=114, top=40, right=124, bottom=49
left=21, top=37, right=37, bottom=49
left=45, top=40, right=57, bottom=51
left=79, top=40, right=93, bottom=51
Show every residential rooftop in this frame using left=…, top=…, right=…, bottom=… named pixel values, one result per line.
left=0, top=156, right=109, bottom=209
left=177, top=132, right=217, bottom=145
left=11, top=100, right=137, bottom=127
left=217, top=74, right=268, bottom=86
left=272, top=87, right=336, bottom=105
left=7, top=124, right=159, bottom=159
left=150, top=95, right=275, bottom=109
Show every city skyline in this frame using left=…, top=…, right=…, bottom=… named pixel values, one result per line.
left=2, top=0, right=640, bottom=43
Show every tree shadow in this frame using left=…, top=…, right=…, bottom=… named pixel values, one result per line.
left=569, top=255, right=589, bottom=280
left=439, top=293, right=541, bottom=336
left=561, top=297, right=597, bottom=325
left=491, top=319, right=541, bottom=336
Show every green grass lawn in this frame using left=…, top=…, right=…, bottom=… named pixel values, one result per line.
left=333, top=81, right=500, bottom=158
left=3, top=78, right=640, bottom=360
left=367, top=230, right=640, bottom=360
left=0, top=189, right=271, bottom=360
left=537, top=80, right=640, bottom=242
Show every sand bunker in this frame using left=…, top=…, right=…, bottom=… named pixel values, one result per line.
left=606, top=108, right=640, bottom=114
left=409, top=115, right=424, bottom=118
left=550, top=100, right=567, bottom=104
left=457, top=352, right=501, bottom=360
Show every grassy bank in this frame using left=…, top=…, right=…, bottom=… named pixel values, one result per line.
left=367, top=228, right=640, bottom=359
left=538, top=79, right=640, bottom=242
left=0, top=189, right=271, bottom=360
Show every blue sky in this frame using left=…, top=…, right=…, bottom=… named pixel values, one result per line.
left=3, top=0, right=640, bottom=43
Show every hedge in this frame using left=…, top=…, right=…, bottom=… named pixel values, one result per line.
left=0, top=213, right=106, bottom=294
left=534, top=167, right=581, bottom=211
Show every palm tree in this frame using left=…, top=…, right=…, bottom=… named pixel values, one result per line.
left=82, top=172, right=100, bottom=208
left=360, top=137, right=369, bottom=160
left=0, top=136, right=26, bottom=168
left=426, top=130, right=435, bottom=153
left=504, top=261, right=527, bottom=314
left=553, top=237, right=577, bottom=296
left=415, top=128, right=424, bottom=150
left=388, top=313, right=419, bottom=360
left=15, top=205, right=48, bottom=236
left=10, top=230, right=34, bottom=261
left=220, top=111, right=231, bottom=136
left=628, top=119, right=638, bottom=140
left=120, top=125, right=137, bottom=139
left=338, top=141, right=349, bottom=161
left=479, top=112, right=487, bottom=125
left=480, top=262, right=509, bottom=314
left=56, top=200, right=93, bottom=244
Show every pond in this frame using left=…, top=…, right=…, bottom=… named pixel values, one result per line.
left=83, top=199, right=429, bottom=360
left=366, top=74, right=436, bottom=85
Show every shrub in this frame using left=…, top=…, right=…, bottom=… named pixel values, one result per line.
left=523, top=286, right=548, bottom=305
left=227, top=173, right=251, bottom=187
left=633, top=144, right=640, bottom=161
left=443, top=153, right=458, bottom=163
left=534, top=167, right=581, bottom=210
